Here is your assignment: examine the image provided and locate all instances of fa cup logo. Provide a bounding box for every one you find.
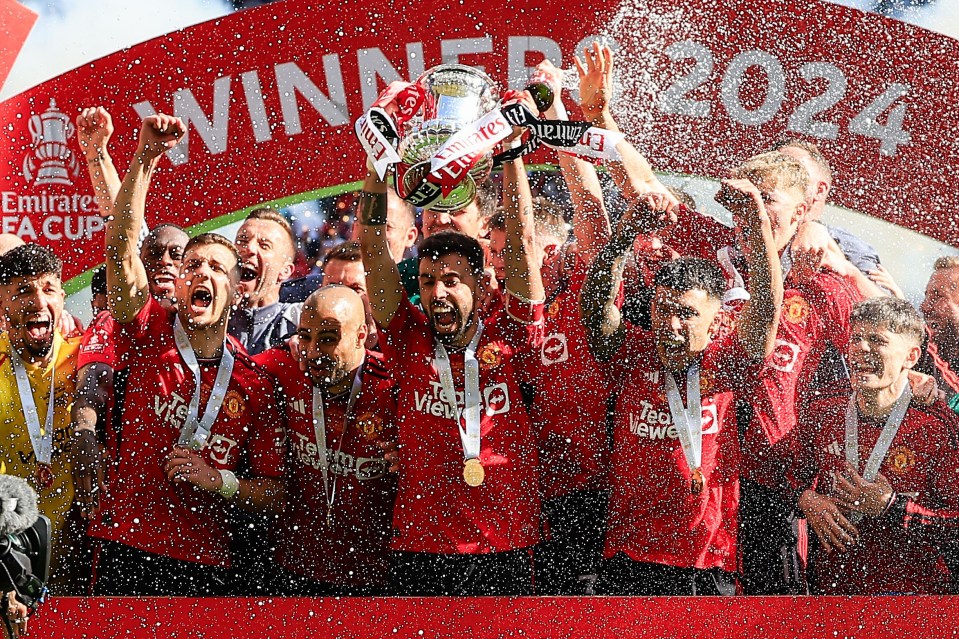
[23,99,79,187]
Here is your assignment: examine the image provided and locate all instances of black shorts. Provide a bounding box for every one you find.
[533,489,608,595]
[391,548,534,596]
[599,553,736,596]
[92,540,229,597]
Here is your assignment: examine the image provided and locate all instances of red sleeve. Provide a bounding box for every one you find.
[378,296,430,365]
[806,271,861,352]
[244,371,287,479]
[604,324,655,385]
[78,310,126,369]
[495,291,544,354]
[117,295,172,342]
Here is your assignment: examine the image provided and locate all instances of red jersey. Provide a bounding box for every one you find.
[604,330,762,573]
[521,258,612,500]
[87,297,286,567]
[801,388,959,595]
[253,346,398,586]
[78,310,124,370]
[740,270,859,487]
[379,295,543,554]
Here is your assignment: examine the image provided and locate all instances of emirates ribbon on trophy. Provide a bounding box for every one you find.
[354,81,427,179]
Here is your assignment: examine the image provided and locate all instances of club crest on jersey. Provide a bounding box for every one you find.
[355,412,384,440]
[541,333,569,365]
[783,294,811,324]
[478,343,503,370]
[886,446,916,474]
[223,390,245,419]
[700,371,715,396]
[547,299,562,318]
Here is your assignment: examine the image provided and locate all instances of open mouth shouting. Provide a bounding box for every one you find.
[150,270,177,299]
[430,302,460,334]
[189,286,215,317]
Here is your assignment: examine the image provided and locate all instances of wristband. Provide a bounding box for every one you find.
[218,469,240,500]
[87,155,104,165]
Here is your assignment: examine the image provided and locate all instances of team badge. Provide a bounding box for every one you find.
[699,371,715,396]
[223,390,245,419]
[355,412,385,440]
[478,344,503,370]
[547,299,562,318]
[886,446,916,474]
[783,295,810,324]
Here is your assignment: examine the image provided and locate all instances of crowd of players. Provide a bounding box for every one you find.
[3,45,959,617]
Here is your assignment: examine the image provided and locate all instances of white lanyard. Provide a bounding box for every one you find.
[312,366,364,526]
[10,339,59,466]
[844,385,912,482]
[843,384,911,523]
[664,364,703,478]
[173,317,235,450]
[433,321,484,462]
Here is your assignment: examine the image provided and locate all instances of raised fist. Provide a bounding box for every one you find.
[137,114,187,161]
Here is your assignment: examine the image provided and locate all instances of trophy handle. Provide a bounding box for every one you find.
[28,114,43,145]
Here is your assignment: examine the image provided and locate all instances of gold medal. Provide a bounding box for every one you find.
[690,468,704,495]
[463,458,485,487]
[35,463,55,490]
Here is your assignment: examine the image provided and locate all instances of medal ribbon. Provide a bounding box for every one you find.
[433,321,485,463]
[664,364,703,477]
[312,365,364,524]
[843,384,912,524]
[10,338,59,466]
[173,317,236,450]
[844,384,912,481]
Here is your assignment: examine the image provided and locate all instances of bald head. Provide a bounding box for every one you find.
[298,285,369,389]
[0,234,25,256]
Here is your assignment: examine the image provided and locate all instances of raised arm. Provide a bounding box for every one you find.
[500,155,545,304]
[70,362,113,519]
[715,179,783,360]
[534,59,610,264]
[107,114,185,323]
[357,168,404,326]
[581,193,677,361]
[575,42,672,202]
[77,107,121,220]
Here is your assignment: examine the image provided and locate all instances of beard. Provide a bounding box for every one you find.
[309,354,351,388]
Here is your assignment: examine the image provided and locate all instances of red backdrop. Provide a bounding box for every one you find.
[0,0,957,287]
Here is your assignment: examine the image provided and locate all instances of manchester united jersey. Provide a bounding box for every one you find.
[86,297,286,567]
[253,346,398,586]
[800,388,959,594]
[521,258,612,500]
[604,329,763,573]
[379,295,544,554]
[741,270,859,487]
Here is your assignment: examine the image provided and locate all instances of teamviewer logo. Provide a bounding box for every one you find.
[23,99,79,187]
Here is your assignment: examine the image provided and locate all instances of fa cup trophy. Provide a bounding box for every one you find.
[355,62,621,212]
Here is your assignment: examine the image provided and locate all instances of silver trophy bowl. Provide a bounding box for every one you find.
[397,64,499,212]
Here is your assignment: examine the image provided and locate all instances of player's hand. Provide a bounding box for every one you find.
[867,264,906,300]
[615,192,678,241]
[5,592,29,637]
[908,370,943,406]
[530,59,566,119]
[798,489,858,554]
[574,41,613,119]
[834,463,894,518]
[70,428,104,520]
[136,114,186,162]
[163,446,222,493]
[377,440,401,473]
[76,107,114,160]
[715,178,769,230]
[58,311,84,338]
